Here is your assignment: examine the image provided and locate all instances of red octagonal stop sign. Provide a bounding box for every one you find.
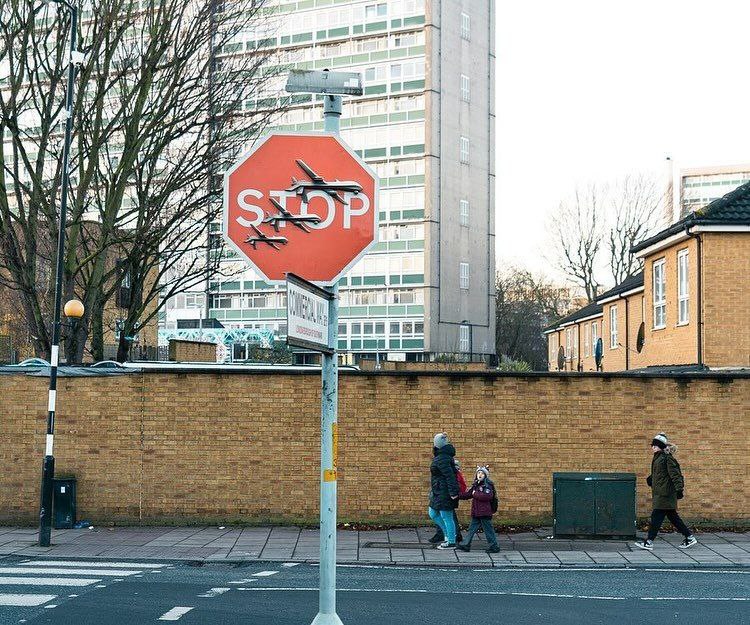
[223,132,378,284]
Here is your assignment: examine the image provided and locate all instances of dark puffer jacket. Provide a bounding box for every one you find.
[458,479,495,518]
[649,450,685,510]
[429,444,459,511]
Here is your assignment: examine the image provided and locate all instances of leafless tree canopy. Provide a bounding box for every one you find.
[495,266,571,370]
[549,175,662,302]
[0,0,283,361]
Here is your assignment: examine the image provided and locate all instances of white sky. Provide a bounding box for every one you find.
[495,0,750,280]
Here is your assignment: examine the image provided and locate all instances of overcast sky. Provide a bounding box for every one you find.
[495,0,750,282]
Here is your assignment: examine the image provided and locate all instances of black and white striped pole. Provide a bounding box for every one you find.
[38,0,82,548]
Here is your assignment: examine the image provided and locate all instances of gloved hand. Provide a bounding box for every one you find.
[646,475,652,487]
[676,490,684,499]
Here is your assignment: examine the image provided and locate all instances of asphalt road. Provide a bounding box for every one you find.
[0,557,747,625]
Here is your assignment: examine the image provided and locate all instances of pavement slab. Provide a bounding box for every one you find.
[0,525,746,568]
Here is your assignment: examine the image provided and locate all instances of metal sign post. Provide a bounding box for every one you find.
[312,92,343,625]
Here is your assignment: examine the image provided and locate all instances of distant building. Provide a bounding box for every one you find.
[546,181,750,371]
[676,164,750,220]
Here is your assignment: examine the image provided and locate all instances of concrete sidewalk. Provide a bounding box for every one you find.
[0,525,747,568]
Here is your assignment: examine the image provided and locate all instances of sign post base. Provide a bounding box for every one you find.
[311,612,345,625]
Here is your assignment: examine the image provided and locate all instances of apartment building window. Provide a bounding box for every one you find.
[459,262,470,290]
[653,258,666,329]
[460,12,470,40]
[677,249,689,325]
[584,323,591,357]
[609,306,618,349]
[460,74,470,102]
[459,199,469,226]
[460,136,470,164]
[459,325,470,352]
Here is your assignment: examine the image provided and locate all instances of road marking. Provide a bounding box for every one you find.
[228,579,257,585]
[0,567,139,577]
[0,577,101,587]
[43,604,58,609]
[237,588,750,601]
[473,567,750,574]
[158,606,194,621]
[282,563,301,567]
[95,585,106,588]
[68,594,79,598]
[251,571,279,577]
[197,588,230,598]
[0,594,57,606]
[21,561,164,569]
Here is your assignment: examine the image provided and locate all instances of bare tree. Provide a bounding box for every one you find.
[607,174,662,284]
[549,185,605,303]
[549,175,662,302]
[0,0,283,362]
[495,266,571,370]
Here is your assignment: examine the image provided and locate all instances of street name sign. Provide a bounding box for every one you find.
[223,132,378,285]
[286,273,334,353]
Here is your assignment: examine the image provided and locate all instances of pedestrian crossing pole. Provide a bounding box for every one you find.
[39,0,80,548]
[311,94,344,625]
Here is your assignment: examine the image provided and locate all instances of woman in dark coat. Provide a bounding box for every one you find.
[428,432,460,549]
[635,432,697,551]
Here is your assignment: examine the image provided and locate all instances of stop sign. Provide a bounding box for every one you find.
[223,132,378,284]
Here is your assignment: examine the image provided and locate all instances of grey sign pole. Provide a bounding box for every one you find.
[312,93,343,625]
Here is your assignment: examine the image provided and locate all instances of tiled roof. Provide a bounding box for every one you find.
[545,301,602,332]
[596,271,644,301]
[632,181,750,253]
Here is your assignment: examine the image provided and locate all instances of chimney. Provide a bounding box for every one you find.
[663,156,675,226]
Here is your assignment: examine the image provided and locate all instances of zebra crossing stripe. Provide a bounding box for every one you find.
[158,606,194,620]
[0,567,139,577]
[21,561,164,569]
[0,594,57,606]
[0,577,101,587]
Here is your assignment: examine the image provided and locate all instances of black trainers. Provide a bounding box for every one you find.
[678,536,697,549]
[437,541,456,550]
[486,545,500,554]
[634,539,654,551]
[455,543,470,552]
[428,531,444,544]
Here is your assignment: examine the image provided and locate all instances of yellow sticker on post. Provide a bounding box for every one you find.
[323,469,337,482]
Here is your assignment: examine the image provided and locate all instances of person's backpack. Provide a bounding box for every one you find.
[490,484,499,513]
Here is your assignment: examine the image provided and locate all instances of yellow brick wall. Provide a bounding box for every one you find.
[640,237,700,366]
[1,371,747,525]
[168,340,217,363]
[702,233,750,367]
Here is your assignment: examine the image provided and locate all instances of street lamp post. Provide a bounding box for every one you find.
[38,0,82,548]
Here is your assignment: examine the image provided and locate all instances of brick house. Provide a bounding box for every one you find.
[546,181,750,371]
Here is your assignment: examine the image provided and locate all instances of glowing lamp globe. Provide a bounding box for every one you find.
[63,299,85,319]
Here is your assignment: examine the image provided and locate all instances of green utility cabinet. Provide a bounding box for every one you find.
[553,472,636,538]
[52,477,77,530]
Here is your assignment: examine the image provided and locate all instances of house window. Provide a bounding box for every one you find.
[460,74,470,102]
[591,321,599,353]
[460,136,469,163]
[584,323,591,357]
[609,306,618,349]
[459,324,470,352]
[460,12,470,40]
[653,258,666,328]
[459,199,469,226]
[565,328,572,360]
[459,262,470,289]
[677,249,689,324]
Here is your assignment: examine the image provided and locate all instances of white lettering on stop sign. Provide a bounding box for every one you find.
[234,188,370,229]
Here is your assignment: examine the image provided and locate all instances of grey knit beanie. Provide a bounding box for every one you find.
[433,432,449,449]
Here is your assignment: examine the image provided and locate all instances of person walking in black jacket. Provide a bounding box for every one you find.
[428,432,460,549]
[635,432,697,551]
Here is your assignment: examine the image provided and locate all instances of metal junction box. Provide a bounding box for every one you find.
[553,472,636,538]
[53,477,77,530]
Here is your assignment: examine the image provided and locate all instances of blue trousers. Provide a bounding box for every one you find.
[462,516,498,548]
[428,507,456,543]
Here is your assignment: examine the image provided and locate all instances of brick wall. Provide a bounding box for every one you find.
[703,233,750,367]
[0,370,747,525]
[168,339,218,363]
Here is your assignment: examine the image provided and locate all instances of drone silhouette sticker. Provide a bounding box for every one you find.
[224,133,378,285]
